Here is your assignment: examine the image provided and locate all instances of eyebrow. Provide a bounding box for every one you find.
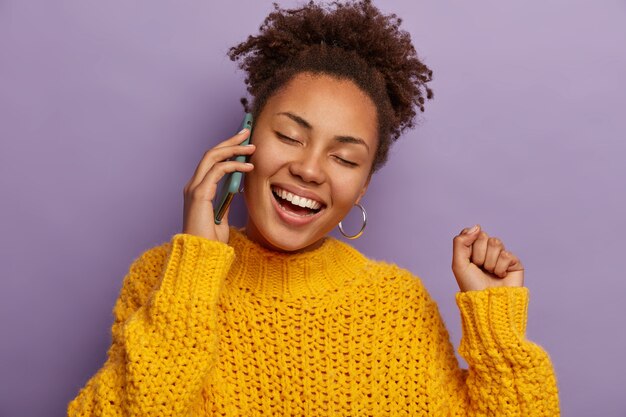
[276,111,370,152]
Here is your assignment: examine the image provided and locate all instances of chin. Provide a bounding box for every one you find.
[273,230,325,253]
[250,219,327,253]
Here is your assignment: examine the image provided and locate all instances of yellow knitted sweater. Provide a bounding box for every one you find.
[67,227,559,416]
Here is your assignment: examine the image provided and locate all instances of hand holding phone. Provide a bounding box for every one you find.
[214,113,253,224]
[181,113,254,243]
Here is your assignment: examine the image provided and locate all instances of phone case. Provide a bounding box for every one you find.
[214,113,253,224]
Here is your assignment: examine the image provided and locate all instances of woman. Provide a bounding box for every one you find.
[68,1,560,415]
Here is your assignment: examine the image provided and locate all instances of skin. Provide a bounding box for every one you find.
[182,72,525,292]
[243,73,377,253]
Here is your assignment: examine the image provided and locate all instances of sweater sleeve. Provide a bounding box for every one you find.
[453,287,560,416]
[415,283,560,416]
[67,233,235,417]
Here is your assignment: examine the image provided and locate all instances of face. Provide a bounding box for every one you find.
[243,72,379,253]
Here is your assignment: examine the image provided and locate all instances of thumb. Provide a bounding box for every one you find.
[452,224,481,271]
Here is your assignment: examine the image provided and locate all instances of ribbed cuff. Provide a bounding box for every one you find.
[149,234,235,321]
[455,287,529,365]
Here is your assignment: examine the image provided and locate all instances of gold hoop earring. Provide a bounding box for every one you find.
[338,203,367,240]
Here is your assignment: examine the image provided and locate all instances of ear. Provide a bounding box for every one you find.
[355,172,373,205]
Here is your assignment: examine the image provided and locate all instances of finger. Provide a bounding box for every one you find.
[493,250,516,277]
[458,224,480,236]
[187,144,255,191]
[483,237,504,272]
[196,160,255,200]
[197,142,255,175]
[452,224,481,274]
[470,231,489,267]
[506,256,524,272]
[214,128,251,149]
[185,127,252,190]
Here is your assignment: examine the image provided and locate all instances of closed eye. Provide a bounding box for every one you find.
[275,132,301,144]
[333,155,358,167]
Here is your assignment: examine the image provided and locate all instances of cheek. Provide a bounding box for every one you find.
[332,176,367,209]
[244,147,282,197]
[249,139,289,174]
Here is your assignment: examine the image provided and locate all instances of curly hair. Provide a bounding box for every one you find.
[228,0,433,172]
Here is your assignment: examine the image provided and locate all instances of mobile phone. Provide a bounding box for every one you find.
[213,113,253,224]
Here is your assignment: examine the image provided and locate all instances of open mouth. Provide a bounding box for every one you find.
[271,186,325,217]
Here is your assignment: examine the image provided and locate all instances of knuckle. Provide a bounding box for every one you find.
[488,237,501,246]
[207,161,224,175]
[190,187,210,199]
[216,161,232,173]
[204,149,221,161]
[453,235,464,244]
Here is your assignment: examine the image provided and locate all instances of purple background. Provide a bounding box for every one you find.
[1,1,625,416]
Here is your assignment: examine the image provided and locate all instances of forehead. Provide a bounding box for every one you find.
[263,73,378,143]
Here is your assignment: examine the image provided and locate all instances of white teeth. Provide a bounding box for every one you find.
[272,186,322,210]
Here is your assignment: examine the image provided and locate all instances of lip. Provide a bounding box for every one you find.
[269,184,326,227]
[270,182,327,207]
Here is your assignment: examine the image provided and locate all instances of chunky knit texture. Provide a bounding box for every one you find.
[67,228,559,416]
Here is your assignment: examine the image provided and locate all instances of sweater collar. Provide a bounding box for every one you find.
[225,227,368,300]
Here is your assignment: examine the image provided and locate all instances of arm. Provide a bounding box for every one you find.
[414,281,560,416]
[453,287,560,416]
[434,224,560,414]
[67,233,234,417]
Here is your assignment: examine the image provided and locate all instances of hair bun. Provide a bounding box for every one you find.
[229,0,433,171]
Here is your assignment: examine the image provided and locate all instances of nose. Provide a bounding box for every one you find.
[288,151,327,185]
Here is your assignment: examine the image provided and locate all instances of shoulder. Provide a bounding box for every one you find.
[127,240,171,277]
[114,240,172,314]
[337,250,443,329]
[368,259,428,292]
[340,244,433,307]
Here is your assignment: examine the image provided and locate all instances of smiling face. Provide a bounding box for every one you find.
[243,72,379,253]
